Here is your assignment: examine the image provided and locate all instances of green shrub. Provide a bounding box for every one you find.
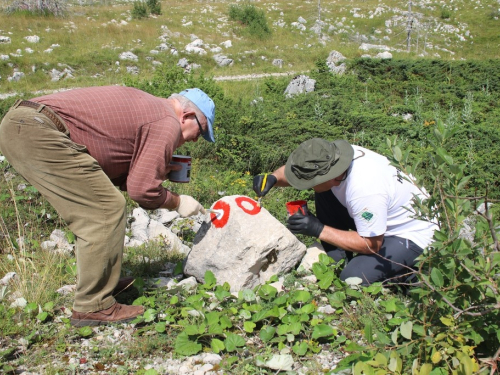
[440,7,452,19]
[131,1,148,19]
[146,0,161,16]
[228,3,271,39]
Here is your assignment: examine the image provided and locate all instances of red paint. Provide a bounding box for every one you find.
[235,196,261,215]
[210,200,230,228]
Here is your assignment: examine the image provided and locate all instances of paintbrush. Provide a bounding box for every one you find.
[257,173,268,207]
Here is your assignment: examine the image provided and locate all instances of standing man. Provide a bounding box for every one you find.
[253,138,437,286]
[0,86,215,326]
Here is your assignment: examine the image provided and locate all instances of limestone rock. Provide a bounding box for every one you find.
[184,195,306,291]
[284,75,316,97]
[299,241,326,270]
[326,50,347,75]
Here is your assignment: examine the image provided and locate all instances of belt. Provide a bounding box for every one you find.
[13,99,69,135]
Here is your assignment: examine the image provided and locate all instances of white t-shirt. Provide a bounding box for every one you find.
[331,146,438,250]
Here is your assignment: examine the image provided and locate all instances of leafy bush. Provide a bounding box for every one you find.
[440,7,452,19]
[131,1,148,19]
[146,0,161,16]
[228,3,272,39]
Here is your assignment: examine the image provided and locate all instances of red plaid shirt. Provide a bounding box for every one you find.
[32,86,181,209]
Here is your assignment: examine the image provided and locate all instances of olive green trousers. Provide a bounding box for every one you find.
[0,105,125,312]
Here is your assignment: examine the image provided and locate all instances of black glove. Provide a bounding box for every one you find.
[287,212,325,238]
[253,174,277,197]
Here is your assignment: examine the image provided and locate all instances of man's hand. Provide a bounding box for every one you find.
[253,174,277,197]
[175,195,206,217]
[287,212,324,238]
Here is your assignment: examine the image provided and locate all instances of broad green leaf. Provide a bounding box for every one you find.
[144,370,158,375]
[143,309,156,322]
[224,333,246,352]
[374,353,387,366]
[312,262,328,277]
[431,351,442,364]
[205,311,220,325]
[291,290,311,303]
[430,268,444,287]
[290,322,302,335]
[292,341,309,356]
[252,309,268,322]
[170,295,179,304]
[175,332,202,356]
[239,309,251,320]
[203,270,216,288]
[297,303,315,314]
[259,326,276,342]
[244,321,256,333]
[312,324,335,339]
[208,324,223,335]
[389,351,402,373]
[393,146,402,161]
[36,311,49,322]
[65,231,76,244]
[220,315,232,329]
[456,351,473,374]
[318,272,334,289]
[184,325,200,335]
[400,321,413,340]
[420,363,433,375]
[264,354,294,371]
[239,289,256,302]
[258,284,277,299]
[319,252,333,265]
[391,327,399,345]
[277,324,291,336]
[211,338,225,354]
[78,326,93,337]
[214,287,231,301]
[439,316,453,327]
[155,322,166,333]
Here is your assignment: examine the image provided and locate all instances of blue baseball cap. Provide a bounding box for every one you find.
[179,88,216,143]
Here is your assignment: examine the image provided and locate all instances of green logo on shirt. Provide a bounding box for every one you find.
[361,211,374,222]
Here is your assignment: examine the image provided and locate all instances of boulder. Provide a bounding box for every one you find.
[184,195,306,291]
[326,50,347,75]
[284,75,316,97]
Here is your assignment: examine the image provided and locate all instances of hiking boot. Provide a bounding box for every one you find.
[71,303,144,327]
[113,276,136,295]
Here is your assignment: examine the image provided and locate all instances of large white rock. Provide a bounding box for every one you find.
[184,195,306,291]
[326,50,347,75]
[284,75,316,97]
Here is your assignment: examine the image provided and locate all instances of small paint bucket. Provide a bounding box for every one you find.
[168,155,191,183]
[286,200,308,216]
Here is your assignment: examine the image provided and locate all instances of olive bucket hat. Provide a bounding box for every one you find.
[284,138,354,190]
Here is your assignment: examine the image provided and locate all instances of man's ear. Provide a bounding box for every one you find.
[181,110,196,123]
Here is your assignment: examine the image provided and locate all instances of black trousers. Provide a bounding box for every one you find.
[315,190,423,286]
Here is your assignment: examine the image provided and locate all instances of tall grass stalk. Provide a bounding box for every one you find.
[1,183,70,306]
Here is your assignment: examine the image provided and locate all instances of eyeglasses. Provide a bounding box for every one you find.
[194,115,206,137]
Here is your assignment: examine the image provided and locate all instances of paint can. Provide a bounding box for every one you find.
[168,155,191,183]
[285,200,308,217]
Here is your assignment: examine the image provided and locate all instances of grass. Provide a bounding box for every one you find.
[1,0,499,96]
